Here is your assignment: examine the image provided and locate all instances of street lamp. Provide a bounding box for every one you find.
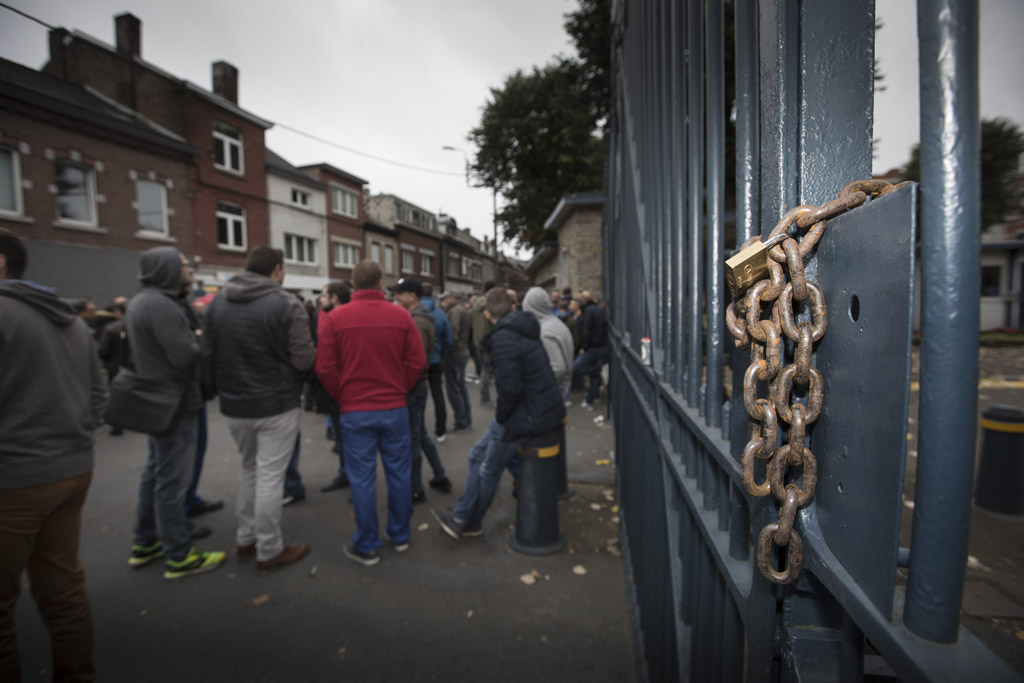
[442,145,498,255]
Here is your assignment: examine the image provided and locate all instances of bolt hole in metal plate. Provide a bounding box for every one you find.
[813,183,917,615]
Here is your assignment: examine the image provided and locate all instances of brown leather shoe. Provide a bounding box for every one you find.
[256,543,311,573]
[236,543,256,562]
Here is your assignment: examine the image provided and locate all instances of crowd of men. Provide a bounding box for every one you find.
[0,229,609,680]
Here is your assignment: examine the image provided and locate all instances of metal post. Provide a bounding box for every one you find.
[705,0,725,427]
[905,0,980,644]
[686,0,704,408]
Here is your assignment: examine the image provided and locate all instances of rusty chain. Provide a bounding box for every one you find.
[728,179,910,585]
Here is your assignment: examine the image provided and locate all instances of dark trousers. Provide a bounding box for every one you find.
[183,403,208,514]
[408,387,447,492]
[443,355,472,430]
[427,363,447,437]
[0,472,95,682]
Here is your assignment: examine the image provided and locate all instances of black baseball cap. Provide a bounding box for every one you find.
[387,276,423,298]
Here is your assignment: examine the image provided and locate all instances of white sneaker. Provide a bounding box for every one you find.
[581,401,595,410]
[564,400,573,408]
[436,434,447,444]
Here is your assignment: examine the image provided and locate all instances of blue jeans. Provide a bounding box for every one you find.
[184,403,208,513]
[340,407,412,553]
[444,354,472,429]
[408,388,446,492]
[134,411,199,562]
[453,419,525,528]
[284,431,306,498]
[573,346,610,404]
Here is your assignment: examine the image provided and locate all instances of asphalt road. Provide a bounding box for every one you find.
[14,382,635,683]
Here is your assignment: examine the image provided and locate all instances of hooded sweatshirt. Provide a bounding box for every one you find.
[0,280,107,488]
[409,303,436,392]
[125,247,202,418]
[203,270,315,418]
[522,286,575,394]
[420,296,452,365]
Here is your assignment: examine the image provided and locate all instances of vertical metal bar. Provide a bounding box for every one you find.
[705,0,725,428]
[717,468,730,531]
[735,0,759,248]
[722,593,744,682]
[759,0,799,223]
[905,0,980,644]
[671,0,688,393]
[686,0,704,407]
[661,0,673,382]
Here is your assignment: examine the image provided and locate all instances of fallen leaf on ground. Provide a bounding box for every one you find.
[903,500,915,509]
[611,505,619,513]
[611,516,620,524]
[466,610,474,618]
[252,594,270,606]
[590,503,602,511]
[967,555,990,571]
[1016,629,1024,641]
[337,647,347,655]
[139,609,149,617]
[595,459,611,466]
[540,635,549,643]
[573,565,588,575]
[417,523,429,531]
[520,573,537,585]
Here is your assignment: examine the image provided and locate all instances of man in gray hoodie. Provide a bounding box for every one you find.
[126,247,226,580]
[522,286,575,399]
[0,229,106,681]
[203,246,315,573]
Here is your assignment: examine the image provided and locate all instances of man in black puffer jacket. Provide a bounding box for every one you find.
[431,287,566,539]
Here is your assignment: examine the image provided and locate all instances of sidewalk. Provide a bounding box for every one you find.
[14,381,635,682]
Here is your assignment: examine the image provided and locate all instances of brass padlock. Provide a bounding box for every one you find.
[724,234,787,299]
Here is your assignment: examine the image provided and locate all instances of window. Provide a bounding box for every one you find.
[291,188,310,208]
[136,180,168,234]
[216,202,246,250]
[55,161,96,224]
[284,233,317,265]
[401,248,415,273]
[333,242,359,268]
[981,266,1002,297]
[0,147,22,215]
[384,245,395,274]
[213,122,243,173]
[420,252,433,276]
[332,185,359,218]
[448,253,460,276]
[371,241,381,263]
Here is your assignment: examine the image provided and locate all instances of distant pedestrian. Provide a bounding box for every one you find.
[125,247,226,580]
[316,260,426,566]
[442,290,473,431]
[390,277,452,504]
[313,280,352,493]
[471,281,496,408]
[573,291,610,410]
[549,288,562,315]
[523,286,575,399]
[203,246,315,573]
[431,287,566,539]
[0,229,107,681]
[420,283,452,442]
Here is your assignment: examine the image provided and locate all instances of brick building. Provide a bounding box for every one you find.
[437,214,486,296]
[0,57,197,303]
[366,193,443,290]
[41,13,273,287]
[527,193,605,299]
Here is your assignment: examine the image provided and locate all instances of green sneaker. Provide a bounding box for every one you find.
[163,546,226,580]
[128,541,164,568]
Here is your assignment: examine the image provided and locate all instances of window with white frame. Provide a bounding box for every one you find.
[384,245,395,274]
[55,160,96,224]
[333,242,359,268]
[332,185,359,218]
[284,233,317,265]
[213,122,243,173]
[136,180,168,234]
[291,188,310,208]
[401,247,415,273]
[0,146,22,215]
[216,202,246,250]
[371,241,381,264]
[419,252,433,277]
[447,253,460,276]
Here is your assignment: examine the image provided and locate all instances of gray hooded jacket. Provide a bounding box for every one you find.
[125,247,202,418]
[522,286,575,395]
[203,270,314,418]
[0,280,107,488]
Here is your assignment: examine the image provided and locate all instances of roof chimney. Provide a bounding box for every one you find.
[212,61,238,104]
[115,13,141,58]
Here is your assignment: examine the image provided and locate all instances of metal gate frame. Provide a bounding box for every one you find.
[606,0,1021,680]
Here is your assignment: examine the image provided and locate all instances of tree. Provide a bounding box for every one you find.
[469,0,610,249]
[900,117,1024,229]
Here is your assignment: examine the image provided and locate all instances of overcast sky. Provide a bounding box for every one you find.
[1,1,1022,254]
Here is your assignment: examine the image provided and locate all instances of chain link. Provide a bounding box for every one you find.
[729,179,908,585]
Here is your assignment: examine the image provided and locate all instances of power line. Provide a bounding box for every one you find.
[0,1,55,30]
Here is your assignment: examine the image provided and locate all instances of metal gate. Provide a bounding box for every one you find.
[606,0,1021,680]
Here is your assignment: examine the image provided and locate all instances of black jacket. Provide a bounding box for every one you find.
[580,300,609,350]
[482,310,566,443]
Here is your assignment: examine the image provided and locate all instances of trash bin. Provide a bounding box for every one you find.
[974,405,1024,516]
[509,429,565,555]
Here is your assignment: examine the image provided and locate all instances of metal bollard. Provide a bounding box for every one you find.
[557,415,574,500]
[974,405,1024,516]
[508,429,566,555]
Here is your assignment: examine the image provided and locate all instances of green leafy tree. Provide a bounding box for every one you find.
[900,117,1024,229]
[469,0,610,249]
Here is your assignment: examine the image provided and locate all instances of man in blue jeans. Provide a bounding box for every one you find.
[431,287,566,538]
[316,261,426,566]
[572,291,610,409]
[441,290,472,431]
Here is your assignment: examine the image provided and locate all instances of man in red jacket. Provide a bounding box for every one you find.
[315,260,426,566]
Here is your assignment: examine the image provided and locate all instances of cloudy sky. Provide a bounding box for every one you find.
[1,1,1022,252]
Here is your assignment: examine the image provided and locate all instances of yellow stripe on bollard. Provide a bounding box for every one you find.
[536,445,560,458]
[979,419,1024,434]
